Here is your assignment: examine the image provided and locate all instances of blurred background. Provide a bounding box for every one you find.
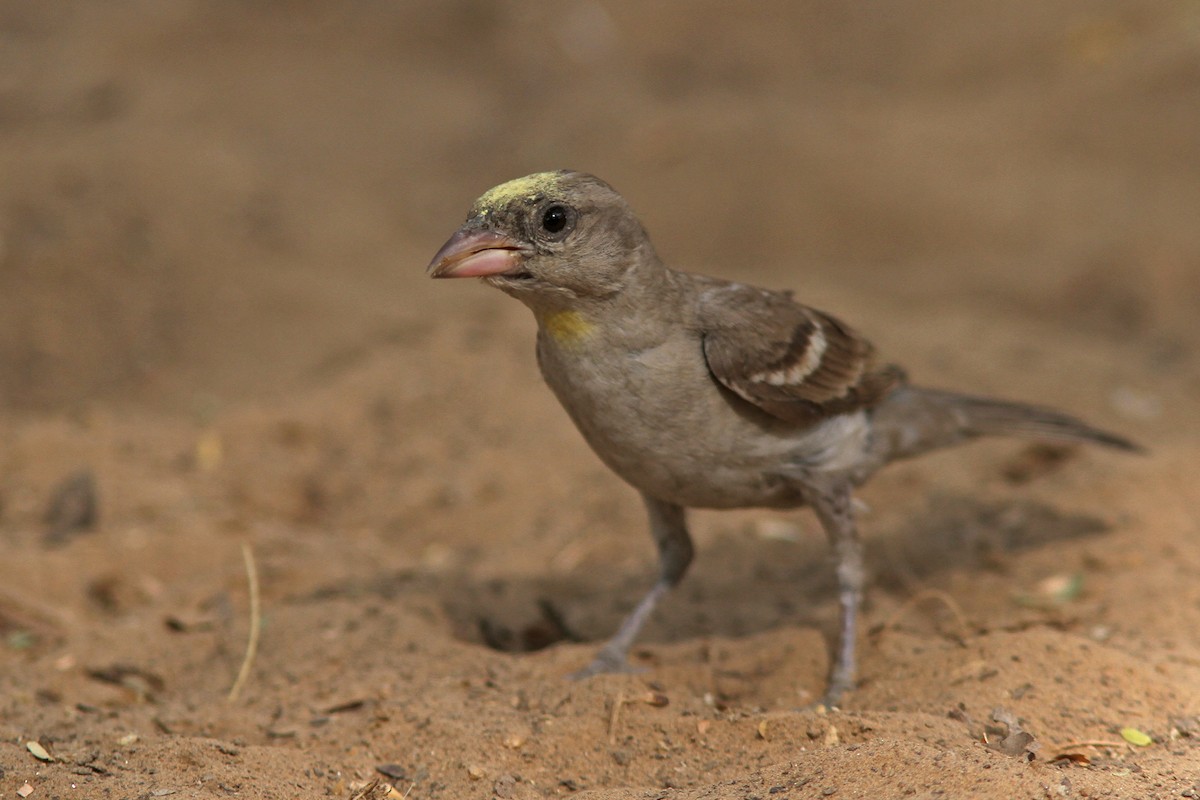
[3,5,1200,796]
[2,0,1197,414]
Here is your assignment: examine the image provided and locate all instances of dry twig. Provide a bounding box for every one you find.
[1052,739,1128,753]
[608,691,626,745]
[227,542,261,702]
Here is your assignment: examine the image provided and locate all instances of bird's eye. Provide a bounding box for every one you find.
[541,204,570,234]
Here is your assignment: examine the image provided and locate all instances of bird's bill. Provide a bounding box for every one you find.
[427,228,531,279]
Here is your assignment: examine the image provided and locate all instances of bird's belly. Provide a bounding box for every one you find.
[573,412,800,508]
[538,337,865,509]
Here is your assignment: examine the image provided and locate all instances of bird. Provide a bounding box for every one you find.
[426,170,1139,705]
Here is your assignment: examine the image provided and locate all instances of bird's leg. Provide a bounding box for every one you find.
[571,494,693,679]
[804,481,864,707]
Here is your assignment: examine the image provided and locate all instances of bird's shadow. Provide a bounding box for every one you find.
[295,492,1109,659]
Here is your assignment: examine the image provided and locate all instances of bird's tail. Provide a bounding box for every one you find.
[869,386,1142,465]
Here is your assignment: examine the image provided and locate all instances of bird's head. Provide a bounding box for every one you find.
[427,171,654,303]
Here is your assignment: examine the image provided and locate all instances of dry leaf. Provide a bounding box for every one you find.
[26,740,53,762]
[1120,727,1152,747]
[986,708,1040,760]
[1051,751,1092,765]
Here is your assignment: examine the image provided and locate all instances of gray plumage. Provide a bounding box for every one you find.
[428,170,1138,704]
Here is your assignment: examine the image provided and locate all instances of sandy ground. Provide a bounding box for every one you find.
[3,2,1200,798]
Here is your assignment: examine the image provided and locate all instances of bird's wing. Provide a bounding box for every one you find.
[697,281,905,425]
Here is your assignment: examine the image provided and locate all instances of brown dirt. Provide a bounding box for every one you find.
[3,2,1200,798]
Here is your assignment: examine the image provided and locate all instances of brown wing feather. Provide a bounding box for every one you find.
[698,282,905,425]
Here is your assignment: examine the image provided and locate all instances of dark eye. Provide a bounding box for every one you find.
[541,204,570,234]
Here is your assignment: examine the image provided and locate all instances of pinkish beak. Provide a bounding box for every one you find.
[427,228,532,279]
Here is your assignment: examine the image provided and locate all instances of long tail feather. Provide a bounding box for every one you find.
[871,386,1143,464]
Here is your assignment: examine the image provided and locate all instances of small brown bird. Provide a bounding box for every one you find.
[427,170,1138,704]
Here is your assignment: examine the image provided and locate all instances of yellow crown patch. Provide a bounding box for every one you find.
[474,172,563,214]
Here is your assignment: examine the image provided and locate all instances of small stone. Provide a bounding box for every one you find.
[375,764,406,781]
[1109,387,1161,420]
[754,517,802,542]
[493,774,518,799]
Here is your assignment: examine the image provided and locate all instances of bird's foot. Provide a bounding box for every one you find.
[814,691,845,712]
[817,668,854,710]
[568,645,646,680]
[794,683,851,713]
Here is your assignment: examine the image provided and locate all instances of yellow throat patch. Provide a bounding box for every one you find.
[541,310,595,347]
